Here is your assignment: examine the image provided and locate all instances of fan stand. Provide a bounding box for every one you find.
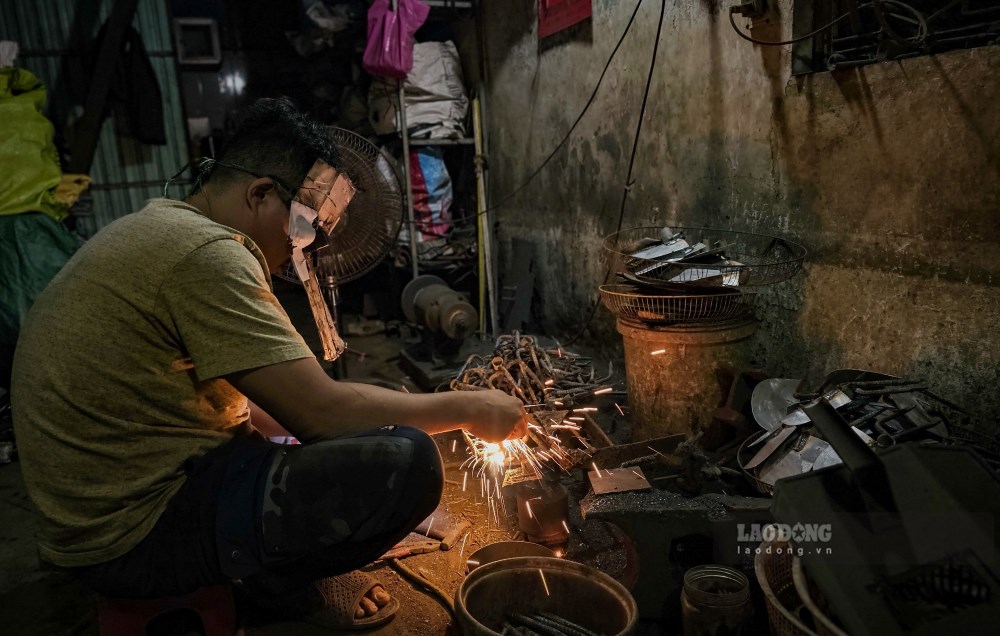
[321,276,348,379]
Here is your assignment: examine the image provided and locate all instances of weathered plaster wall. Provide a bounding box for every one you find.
[481,0,1000,425]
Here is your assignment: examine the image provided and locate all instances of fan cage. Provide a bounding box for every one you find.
[599,284,757,324]
[603,226,806,289]
[277,127,404,286]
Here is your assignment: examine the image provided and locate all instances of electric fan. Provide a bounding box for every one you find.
[312,127,404,286]
[279,127,404,361]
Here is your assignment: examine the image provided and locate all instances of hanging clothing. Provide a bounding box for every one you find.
[92,22,167,145]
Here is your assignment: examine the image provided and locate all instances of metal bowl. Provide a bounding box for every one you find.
[465,541,554,572]
[456,556,638,636]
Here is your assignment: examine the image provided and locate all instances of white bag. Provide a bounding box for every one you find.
[369,40,469,139]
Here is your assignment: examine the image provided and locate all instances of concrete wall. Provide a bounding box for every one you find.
[481,0,1000,426]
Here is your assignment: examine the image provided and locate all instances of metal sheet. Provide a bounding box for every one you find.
[751,378,801,432]
[588,467,651,495]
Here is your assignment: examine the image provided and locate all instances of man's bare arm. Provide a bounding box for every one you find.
[227,357,527,444]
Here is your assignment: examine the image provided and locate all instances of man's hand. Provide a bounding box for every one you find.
[459,389,529,443]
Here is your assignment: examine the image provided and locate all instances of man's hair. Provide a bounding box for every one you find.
[201,97,338,196]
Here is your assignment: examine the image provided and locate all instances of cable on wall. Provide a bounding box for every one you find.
[563,0,667,346]
[727,3,863,46]
[480,0,646,215]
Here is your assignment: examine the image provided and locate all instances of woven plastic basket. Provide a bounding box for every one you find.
[792,558,849,636]
[753,540,817,636]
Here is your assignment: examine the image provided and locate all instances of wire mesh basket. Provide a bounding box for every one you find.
[600,284,756,324]
[603,226,806,289]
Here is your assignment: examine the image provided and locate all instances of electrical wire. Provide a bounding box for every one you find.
[563,0,667,346]
[387,558,457,620]
[481,0,646,215]
[727,4,863,46]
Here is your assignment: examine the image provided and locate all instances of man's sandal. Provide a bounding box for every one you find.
[304,571,399,631]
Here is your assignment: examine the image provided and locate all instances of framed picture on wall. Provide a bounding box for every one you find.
[173,17,222,66]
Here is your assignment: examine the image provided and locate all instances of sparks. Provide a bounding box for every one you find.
[544,379,555,387]
[526,501,534,518]
[615,402,625,416]
[459,533,469,560]
[400,384,411,392]
[647,445,671,460]
[462,430,569,528]
[553,400,564,406]
[562,519,570,533]
[568,416,585,422]
[451,439,457,453]
[573,407,597,413]
[539,569,551,596]
[554,549,564,558]
[594,387,613,395]
[462,471,468,491]
[426,517,434,538]
[651,349,666,356]
[592,462,602,478]
[467,559,480,566]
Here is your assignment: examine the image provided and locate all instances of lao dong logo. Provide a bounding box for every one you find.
[738,522,832,544]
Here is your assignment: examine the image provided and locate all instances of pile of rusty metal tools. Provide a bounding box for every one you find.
[450,333,616,468]
[451,333,613,408]
[739,369,1000,495]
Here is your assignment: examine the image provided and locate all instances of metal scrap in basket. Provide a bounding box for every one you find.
[600,225,806,325]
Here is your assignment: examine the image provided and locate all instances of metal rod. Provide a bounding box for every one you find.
[398,78,420,279]
[473,95,498,336]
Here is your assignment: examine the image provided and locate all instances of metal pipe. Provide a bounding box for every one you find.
[398,78,420,279]
[473,95,498,336]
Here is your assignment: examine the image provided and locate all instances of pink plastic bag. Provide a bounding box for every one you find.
[362,0,430,80]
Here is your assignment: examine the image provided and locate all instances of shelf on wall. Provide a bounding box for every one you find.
[409,138,475,146]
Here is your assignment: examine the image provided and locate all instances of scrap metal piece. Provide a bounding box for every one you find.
[780,408,811,427]
[751,378,801,432]
[503,465,543,488]
[757,434,831,487]
[440,520,470,551]
[745,425,797,470]
[380,538,441,560]
[588,467,651,495]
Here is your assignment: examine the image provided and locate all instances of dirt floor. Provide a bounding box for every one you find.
[0,315,663,634]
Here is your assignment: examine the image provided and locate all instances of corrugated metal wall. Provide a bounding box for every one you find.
[0,0,189,236]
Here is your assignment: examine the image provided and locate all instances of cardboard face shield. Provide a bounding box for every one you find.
[298,158,357,237]
[287,159,357,254]
[288,159,357,362]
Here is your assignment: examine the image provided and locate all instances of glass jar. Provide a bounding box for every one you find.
[681,564,753,636]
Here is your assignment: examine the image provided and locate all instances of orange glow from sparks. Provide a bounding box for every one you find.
[554,549,564,558]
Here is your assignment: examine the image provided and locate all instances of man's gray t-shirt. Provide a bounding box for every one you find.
[12,198,313,567]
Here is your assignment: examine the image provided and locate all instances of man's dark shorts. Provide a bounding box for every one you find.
[74,426,443,599]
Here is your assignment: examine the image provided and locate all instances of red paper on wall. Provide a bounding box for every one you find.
[538,0,592,39]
